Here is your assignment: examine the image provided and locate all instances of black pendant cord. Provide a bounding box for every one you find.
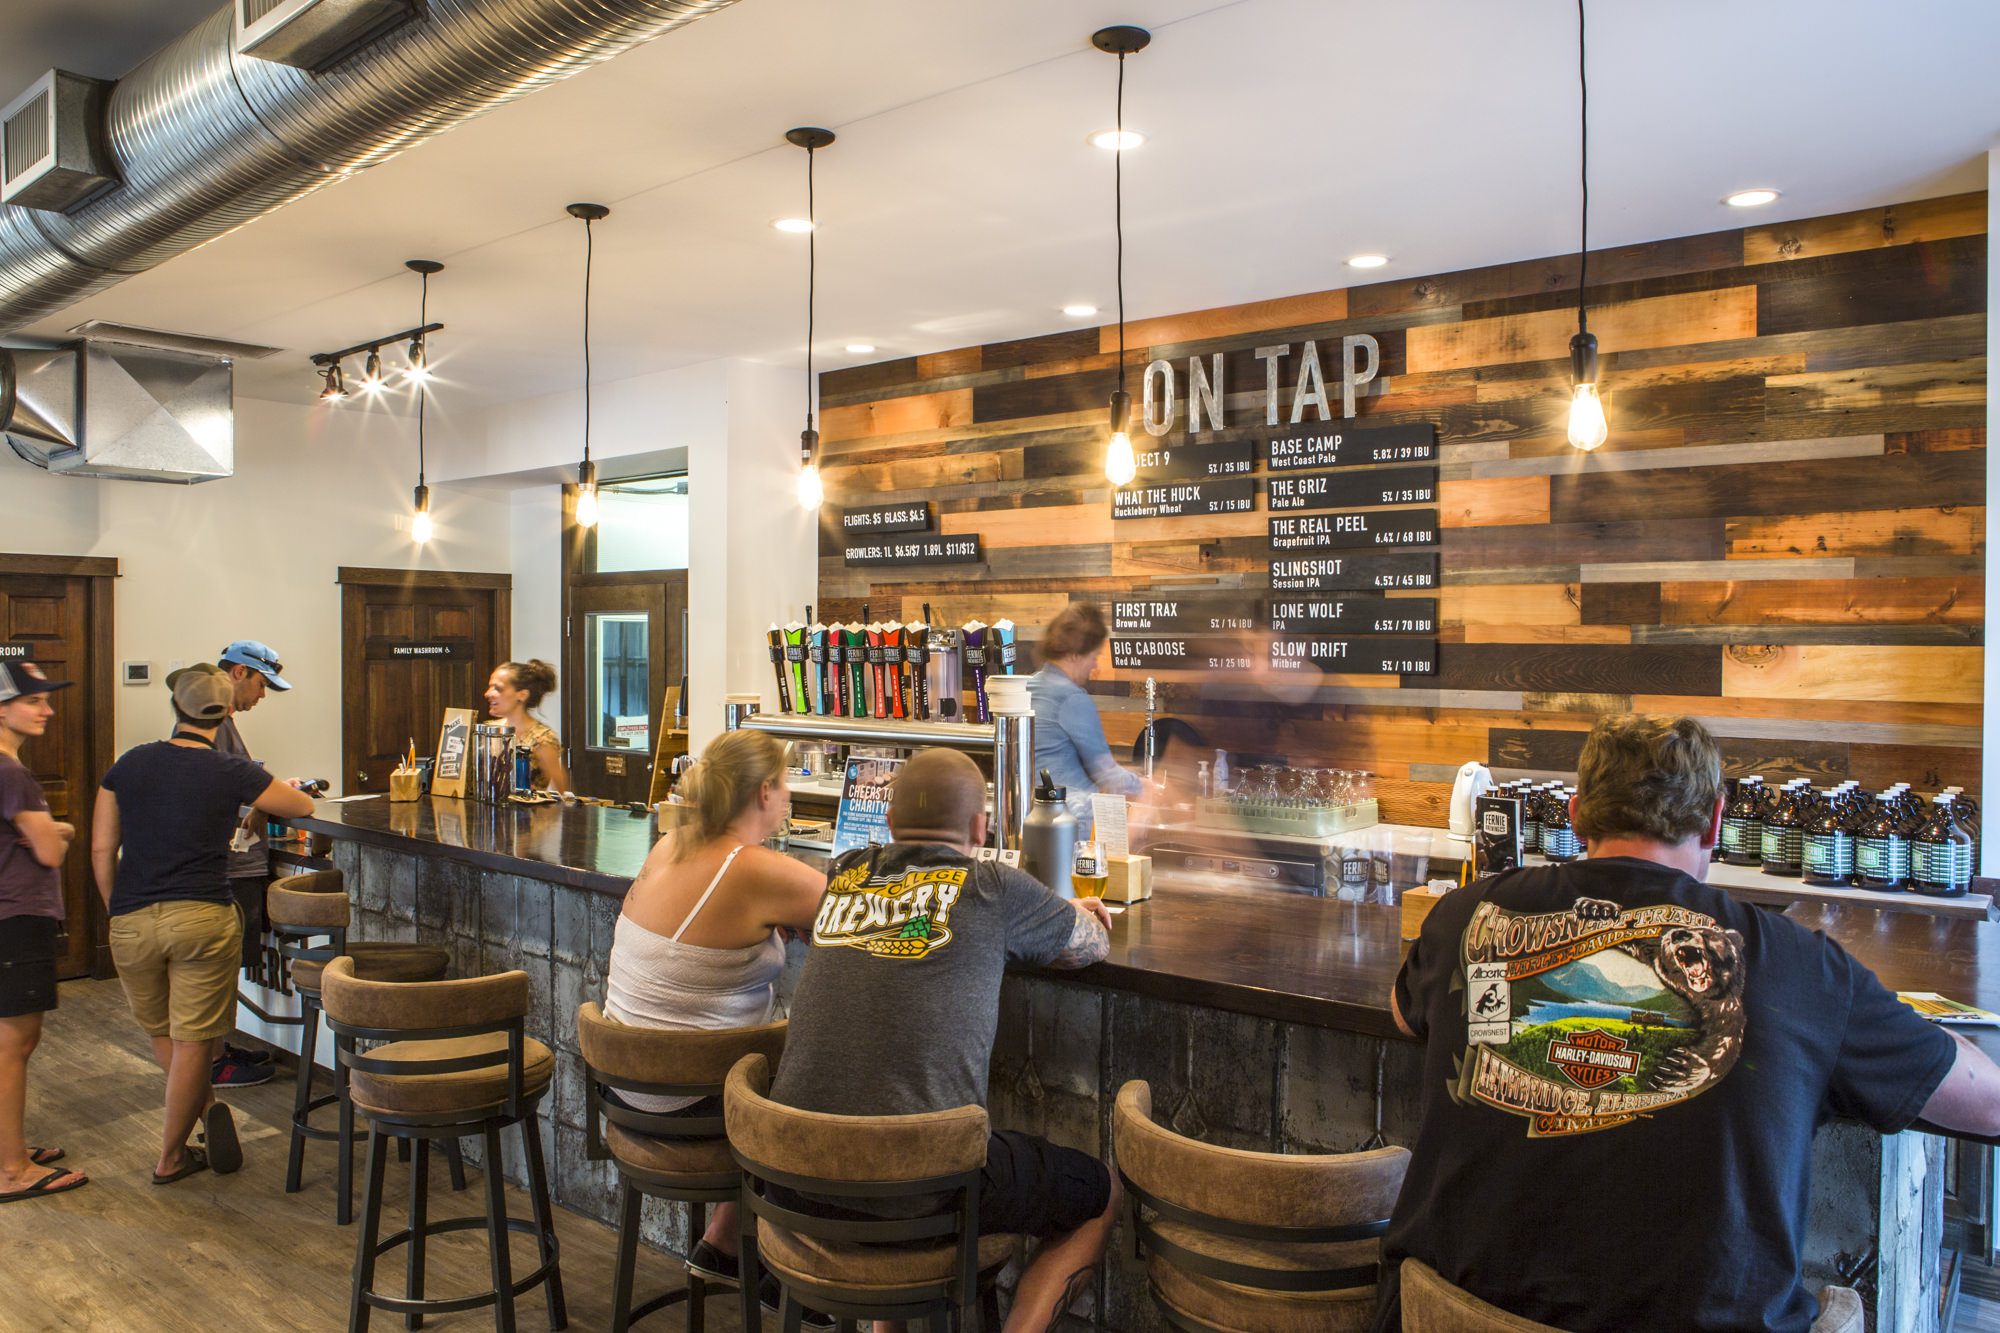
[582,215,595,470]
[1115,50,1127,399]
[806,144,817,442]
[417,268,428,487]
[1576,0,1588,337]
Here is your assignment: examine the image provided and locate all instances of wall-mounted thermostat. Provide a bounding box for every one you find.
[123,662,152,686]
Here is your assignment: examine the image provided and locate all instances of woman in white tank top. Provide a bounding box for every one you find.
[602,730,828,1289]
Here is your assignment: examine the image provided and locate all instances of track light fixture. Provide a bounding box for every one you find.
[786,126,836,511]
[318,362,346,401]
[1566,0,1608,453]
[1092,25,1150,489]
[360,348,384,394]
[404,336,430,384]
[567,202,609,529]
[308,261,443,407]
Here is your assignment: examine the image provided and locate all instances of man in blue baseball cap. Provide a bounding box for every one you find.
[212,639,293,1088]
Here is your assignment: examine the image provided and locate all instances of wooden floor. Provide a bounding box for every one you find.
[10,978,725,1333]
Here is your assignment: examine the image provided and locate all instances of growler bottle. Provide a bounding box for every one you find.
[1720,777,1763,866]
[1801,789,1855,888]
[1542,787,1582,862]
[1520,782,1544,854]
[1759,782,1805,877]
[1855,793,1909,891]
[1911,796,1962,897]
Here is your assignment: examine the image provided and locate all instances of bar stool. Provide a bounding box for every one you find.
[1400,1259,1865,1333]
[576,1002,787,1332]
[1113,1079,1407,1332]
[267,870,456,1224]
[320,956,566,1333]
[725,1053,1017,1332]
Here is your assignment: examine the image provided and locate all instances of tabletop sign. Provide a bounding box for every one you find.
[1268,596,1438,634]
[1270,508,1438,551]
[1269,552,1440,591]
[1112,595,1262,634]
[843,534,982,566]
[430,706,475,799]
[1266,464,1439,513]
[841,502,933,533]
[1111,638,1257,671]
[831,755,904,855]
[1112,476,1258,520]
[1133,439,1257,481]
[1269,635,1438,676]
[1266,421,1438,472]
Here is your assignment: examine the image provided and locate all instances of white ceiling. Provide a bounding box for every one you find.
[8,0,2000,412]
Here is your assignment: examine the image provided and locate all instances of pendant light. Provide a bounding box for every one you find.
[405,260,443,543]
[1092,25,1150,488]
[1565,0,1608,452]
[786,127,835,510]
[568,202,609,527]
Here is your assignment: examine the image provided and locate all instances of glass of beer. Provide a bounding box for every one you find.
[1071,840,1109,898]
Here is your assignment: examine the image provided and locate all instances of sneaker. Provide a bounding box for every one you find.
[210,1058,275,1088]
[221,1043,273,1066]
[759,1275,834,1330]
[685,1240,740,1287]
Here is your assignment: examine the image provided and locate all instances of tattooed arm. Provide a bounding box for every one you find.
[1049,898,1112,969]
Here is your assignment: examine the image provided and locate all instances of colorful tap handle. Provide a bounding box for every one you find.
[883,623,907,719]
[767,625,794,714]
[807,623,832,715]
[905,622,931,720]
[865,623,889,719]
[841,623,868,717]
[962,620,990,724]
[782,623,810,715]
[991,618,1018,677]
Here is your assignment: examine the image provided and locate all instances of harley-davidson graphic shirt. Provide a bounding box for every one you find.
[1374,857,1955,1333]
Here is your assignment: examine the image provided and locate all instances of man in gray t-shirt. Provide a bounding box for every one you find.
[213,638,293,1088]
[770,748,1118,1330]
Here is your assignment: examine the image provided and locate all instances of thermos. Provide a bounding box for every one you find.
[1021,769,1080,895]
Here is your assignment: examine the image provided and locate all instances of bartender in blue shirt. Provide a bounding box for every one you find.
[1028,604,1146,817]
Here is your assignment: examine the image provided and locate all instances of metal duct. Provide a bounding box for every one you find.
[0,0,737,331]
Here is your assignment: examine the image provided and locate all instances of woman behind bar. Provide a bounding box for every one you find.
[1029,603,1146,817]
[484,659,571,794]
[605,729,827,1291]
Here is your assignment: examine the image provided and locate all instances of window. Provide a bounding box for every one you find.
[591,474,689,573]
[586,612,650,752]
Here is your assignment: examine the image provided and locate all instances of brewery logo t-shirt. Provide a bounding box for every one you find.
[0,754,61,921]
[771,840,1080,1118]
[1374,857,1956,1333]
[102,741,273,917]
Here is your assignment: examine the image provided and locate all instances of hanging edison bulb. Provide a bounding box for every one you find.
[574,459,600,528]
[1566,331,1608,452]
[1103,388,1136,486]
[796,428,824,509]
[411,484,434,544]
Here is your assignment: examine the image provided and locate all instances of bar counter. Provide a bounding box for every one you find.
[292,796,1955,1331]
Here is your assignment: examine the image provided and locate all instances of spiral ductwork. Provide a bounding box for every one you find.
[0,0,736,331]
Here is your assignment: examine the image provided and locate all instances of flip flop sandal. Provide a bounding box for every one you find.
[153,1146,210,1186]
[28,1147,64,1166]
[0,1167,87,1203]
[202,1103,243,1175]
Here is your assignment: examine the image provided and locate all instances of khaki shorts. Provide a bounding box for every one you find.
[109,900,242,1042]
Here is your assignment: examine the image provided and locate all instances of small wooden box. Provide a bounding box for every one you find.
[1106,853,1152,904]
[1400,884,1450,941]
[388,770,421,803]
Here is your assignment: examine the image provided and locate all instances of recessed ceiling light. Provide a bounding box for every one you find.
[1088,129,1145,152]
[1724,188,1781,208]
[1062,304,1099,318]
[845,343,876,355]
[1346,254,1389,269]
[772,217,816,233]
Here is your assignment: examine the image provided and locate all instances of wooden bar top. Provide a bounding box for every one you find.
[295,795,658,895]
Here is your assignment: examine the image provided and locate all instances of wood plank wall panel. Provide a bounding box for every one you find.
[816,194,1987,824]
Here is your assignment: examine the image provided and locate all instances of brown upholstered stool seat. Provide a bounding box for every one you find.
[1400,1259,1863,1333]
[757,1225,1020,1295]
[602,1120,736,1180]
[346,1031,554,1117]
[291,941,450,992]
[1152,1231,1377,1332]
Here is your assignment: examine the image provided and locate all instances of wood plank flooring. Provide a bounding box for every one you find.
[8,978,723,1333]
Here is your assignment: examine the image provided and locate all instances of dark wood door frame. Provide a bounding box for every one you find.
[0,552,118,977]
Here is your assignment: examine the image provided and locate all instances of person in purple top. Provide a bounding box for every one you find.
[0,660,87,1203]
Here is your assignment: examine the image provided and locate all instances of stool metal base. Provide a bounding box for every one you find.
[609,1181,740,1333]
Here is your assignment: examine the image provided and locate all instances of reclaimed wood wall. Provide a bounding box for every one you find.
[816,193,1987,826]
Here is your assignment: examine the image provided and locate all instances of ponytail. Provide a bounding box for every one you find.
[668,730,786,860]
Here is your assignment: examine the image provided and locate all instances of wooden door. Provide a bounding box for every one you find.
[564,577,684,804]
[339,569,509,795]
[0,557,116,979]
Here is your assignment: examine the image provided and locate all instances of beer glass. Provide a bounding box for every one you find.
[1071,840,1109,899]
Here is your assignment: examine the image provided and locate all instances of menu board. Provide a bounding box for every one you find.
[841,502,933,533]
[1266,421,1437,471]
[1269,636,1438,675]
[1270,508,1438,551]
[1268,552,1440,591]
[1266,464,1439,512]
[1267,596,1438,634]
[1113,477,1258,519]
[843,534,982,566]
[1133,439,1256,481]
[1111,638,1257,671]
[1112,595,1261,634]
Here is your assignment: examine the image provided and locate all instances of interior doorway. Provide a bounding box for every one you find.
[0,554,117,979]
[338,567,509,795]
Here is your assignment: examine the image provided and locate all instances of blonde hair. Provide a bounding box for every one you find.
[1573,714,1724,846]
[670,730,786,860]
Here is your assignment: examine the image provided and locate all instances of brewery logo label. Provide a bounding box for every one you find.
[813,856,963,960]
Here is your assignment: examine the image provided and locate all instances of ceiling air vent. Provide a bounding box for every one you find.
[0,71,116,213]
[234,0,419,74]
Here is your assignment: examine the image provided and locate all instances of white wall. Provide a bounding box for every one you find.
[5,397,512,781]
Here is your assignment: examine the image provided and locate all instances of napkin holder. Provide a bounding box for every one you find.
[388,768,422,803]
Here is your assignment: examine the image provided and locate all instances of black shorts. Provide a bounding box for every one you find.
[0,915,60,1018]
[231,876,270,970]
[774,1130,1110,1242]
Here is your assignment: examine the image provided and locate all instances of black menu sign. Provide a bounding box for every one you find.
[1111,638,1256,672]
[1267,597,1438,634]
[843,534,982,566]
[1112,477,1258,519]
[841,502,933,533]
[1268,636,1438,676]
[1112,595,1261,634]
[1266,465,1439,513]
[1133,439,1256,481]
[1268,553,1440,591]
[1265,421,1437,471]
[1269,509,1437,551]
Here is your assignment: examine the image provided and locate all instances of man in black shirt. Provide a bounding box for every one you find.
[91,665,315,1184]
[1376,715,2000,1332]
